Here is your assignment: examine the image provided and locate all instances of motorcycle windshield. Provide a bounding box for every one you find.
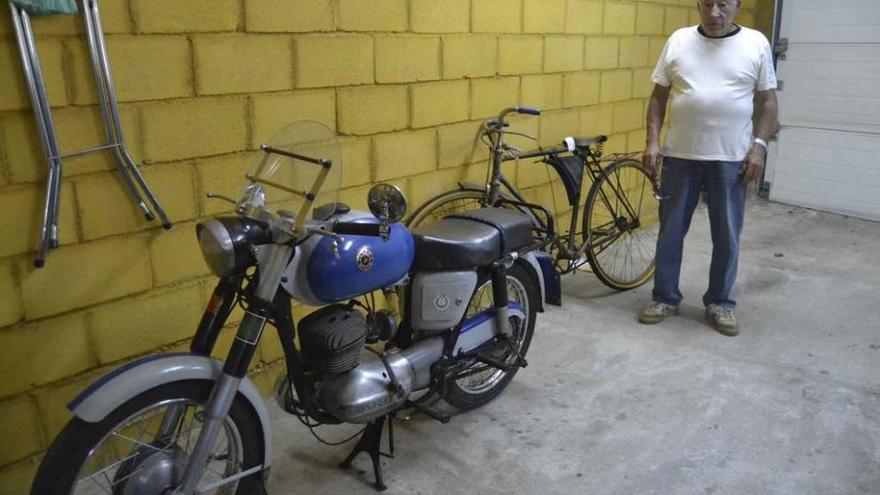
[241,120,343,225]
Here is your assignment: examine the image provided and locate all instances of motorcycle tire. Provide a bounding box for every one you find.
[443,262,539,411]
[31,380,266,495]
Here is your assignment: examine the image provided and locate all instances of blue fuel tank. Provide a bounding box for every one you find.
[304,216,414,304]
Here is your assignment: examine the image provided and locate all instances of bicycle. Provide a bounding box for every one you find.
[406,106,663,291]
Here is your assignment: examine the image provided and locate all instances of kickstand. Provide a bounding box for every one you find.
[338,414,395,491]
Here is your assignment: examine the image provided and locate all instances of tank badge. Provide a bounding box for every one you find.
[356,246,374,272]
[434,294,450,311]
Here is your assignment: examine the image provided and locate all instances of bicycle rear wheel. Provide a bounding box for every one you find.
[582,158,659,290]
[405,189,487,228]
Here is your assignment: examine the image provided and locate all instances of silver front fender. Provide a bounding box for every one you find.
[68,353,272,468]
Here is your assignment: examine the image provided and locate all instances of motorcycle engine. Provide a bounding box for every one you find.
[299,304,367,374]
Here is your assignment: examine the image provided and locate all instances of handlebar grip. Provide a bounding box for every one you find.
[332,221,381,236]
[516,106,541,116]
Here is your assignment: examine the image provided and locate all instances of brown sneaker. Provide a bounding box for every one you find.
[706,304,738,336]
[639,301,678,324]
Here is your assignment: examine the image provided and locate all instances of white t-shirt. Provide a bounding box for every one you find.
[651,25,777,161]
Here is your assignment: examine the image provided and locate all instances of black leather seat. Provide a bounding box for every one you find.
[411,207,534,271]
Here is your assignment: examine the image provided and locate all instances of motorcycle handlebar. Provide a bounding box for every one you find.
[332,221,382,237]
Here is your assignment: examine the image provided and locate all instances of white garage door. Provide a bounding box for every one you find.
[765,0,880,221]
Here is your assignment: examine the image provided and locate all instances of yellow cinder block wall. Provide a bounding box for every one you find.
[0,0,772,490]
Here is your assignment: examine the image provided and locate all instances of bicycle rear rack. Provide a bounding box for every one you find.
[8,0,171,267]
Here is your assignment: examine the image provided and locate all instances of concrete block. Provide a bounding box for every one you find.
[539,109,580,147]
[545,36,585,73]
[600,70,632,103]
[337,0,407,31]
[604,1,636,34]
[373,130,436,181]
[437,121,490,169]
[0,182,77,258]
[514,158,553,189]
[633,68,655,98]
[584,37,619,70]
[0,258,22,328]
[245,0,333,32]
[196,152,257,216]
[194,35,293,95]
[604,132,627,154]
[471,77,519,119]
[565,0,602,34]
[619,37,650,68]
[339,137,372,188]
[149,222,209,286]
[563,72,601,107]
[0,397,44,465]
[649,36,668,66]
[0,313,95,397]
[141,97,248,162]
[251,90,335,147]
[131,0,239,33]
[0,459,39,495]
[665,6,691,34]
[472,0,521,33]
[338,85,409,136]
[89,284,204,364]
[523,0,566,33]
[411,80,470,128]
[0,39,66,111]
[637,3,666,35]
[521,74,563,111]
[18,235,152,319]
[411,0,469,33]
[579,103,613,136]
[294,34,373,88]
[627,128,647,152]
[498,35,543,75]
[442,35,497,79]
[613,99,645,132]
[75,162,197,240]
[68,36,191,104]
[375,35,441,83]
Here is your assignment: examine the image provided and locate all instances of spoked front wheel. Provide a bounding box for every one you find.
[405,189,487,228]
[583,158,659,290]
[31,380,265,495]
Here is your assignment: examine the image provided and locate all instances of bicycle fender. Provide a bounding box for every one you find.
[68,352,272,468]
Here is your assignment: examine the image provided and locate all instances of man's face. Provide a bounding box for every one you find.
[697,0,740,36]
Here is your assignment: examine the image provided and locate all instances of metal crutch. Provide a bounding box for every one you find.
[7,0,172,268]
[81,0,171,229]
[9,3,63,266]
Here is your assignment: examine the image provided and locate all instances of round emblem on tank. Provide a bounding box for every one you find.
[356,246,374,272]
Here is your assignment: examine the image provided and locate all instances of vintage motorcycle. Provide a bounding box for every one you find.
[31,119,561,494]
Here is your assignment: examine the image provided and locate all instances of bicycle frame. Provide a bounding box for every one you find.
[482,109,646,266]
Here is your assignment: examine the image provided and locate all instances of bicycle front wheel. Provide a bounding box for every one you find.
[582,158,659,290]
[405,189,487,228]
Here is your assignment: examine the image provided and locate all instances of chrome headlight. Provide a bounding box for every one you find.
[197,218,236,277]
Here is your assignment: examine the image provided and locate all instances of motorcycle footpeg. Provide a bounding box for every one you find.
[403,400,452,424]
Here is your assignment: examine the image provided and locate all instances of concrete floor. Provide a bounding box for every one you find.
[266,199,880,495]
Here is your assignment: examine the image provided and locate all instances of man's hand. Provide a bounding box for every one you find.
[740,146,765,183]
[642,142,663,179]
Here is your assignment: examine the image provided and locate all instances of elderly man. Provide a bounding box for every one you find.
[639,0,779,336]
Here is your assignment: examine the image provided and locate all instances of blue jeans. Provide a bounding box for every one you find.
[652,157,747,308]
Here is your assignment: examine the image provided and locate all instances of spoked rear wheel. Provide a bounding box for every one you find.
[443,263,539,411]
[583,158,659,290]
[31,380,265,495]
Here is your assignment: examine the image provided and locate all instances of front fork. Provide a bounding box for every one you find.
[173,244,293,495]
